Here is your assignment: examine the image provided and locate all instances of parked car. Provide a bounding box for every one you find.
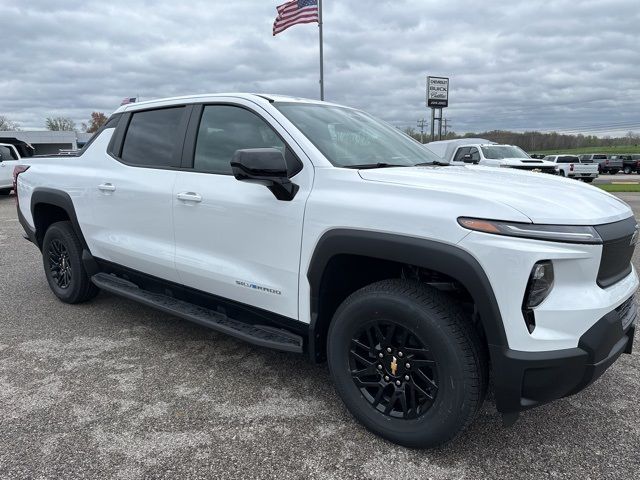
[0,142,21,195]
[14,94,638,448]
[579,154,621,174]
[426,139,557,173]
[542,155,599,182]
[621,154,640,174]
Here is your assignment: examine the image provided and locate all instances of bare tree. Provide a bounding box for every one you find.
[46,117,76,131]
[0,115,21,131]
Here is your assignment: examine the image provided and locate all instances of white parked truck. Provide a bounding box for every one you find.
[0,143,21,194]
[542,154,599,182]
[13,94,638,448]
[426,138,558,174]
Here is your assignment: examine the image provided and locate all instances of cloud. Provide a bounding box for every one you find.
[1,0,638,135]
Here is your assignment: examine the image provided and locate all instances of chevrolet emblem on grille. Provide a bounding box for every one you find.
[390,356,398,375]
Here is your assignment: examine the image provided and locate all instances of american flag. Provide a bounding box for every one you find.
[120,97,137,105]
[273,0,318,36]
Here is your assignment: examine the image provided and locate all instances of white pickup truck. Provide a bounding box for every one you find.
[542,154,599,182]
[12,94,638,448]
[426,138,558,174]
[0,143,21,194]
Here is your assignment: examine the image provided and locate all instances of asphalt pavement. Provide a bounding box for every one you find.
[1,194,639,479]
[594,173,640,184]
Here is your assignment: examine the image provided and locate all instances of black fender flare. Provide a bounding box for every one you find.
[306,229,508,361]
[30,187,89,251]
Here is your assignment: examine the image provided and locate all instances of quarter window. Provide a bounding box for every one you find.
[121,107,185,168]
[194,106,288,175]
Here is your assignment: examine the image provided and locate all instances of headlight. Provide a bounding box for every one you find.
[524,261,554,308]
[458,217,602,244]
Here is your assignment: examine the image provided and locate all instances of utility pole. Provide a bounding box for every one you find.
[417,119,427,143]
[443,118,450,137]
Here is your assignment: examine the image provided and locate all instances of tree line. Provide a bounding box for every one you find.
[402,127,640,152]
[0,112,108,133]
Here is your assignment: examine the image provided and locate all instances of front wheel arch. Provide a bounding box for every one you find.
[306,230,507,363]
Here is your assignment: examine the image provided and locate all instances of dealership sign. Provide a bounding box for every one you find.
[427,76,449,108]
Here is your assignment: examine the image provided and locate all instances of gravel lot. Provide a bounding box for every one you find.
[1,193,639,479]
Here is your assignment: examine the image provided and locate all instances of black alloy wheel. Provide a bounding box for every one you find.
[349,321,439,419]
[48,238,72,289]
[42,221,99,304]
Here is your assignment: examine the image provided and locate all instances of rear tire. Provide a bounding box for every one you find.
[610,169,620,175]
[0,188,11,196]
[42,221,99,304]
[624,166,632,174]
[327,279,488,448]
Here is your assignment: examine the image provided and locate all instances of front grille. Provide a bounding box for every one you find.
[595,217,638,288]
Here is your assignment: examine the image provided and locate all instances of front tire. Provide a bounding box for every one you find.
[327,280,488,448]
[583,178,594,183]
[624,166,632,174]
[0,188,11,196]
[42,221,99,304]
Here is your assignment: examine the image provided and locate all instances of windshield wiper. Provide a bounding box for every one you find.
[414,160,449,166]
[343,162,410,169]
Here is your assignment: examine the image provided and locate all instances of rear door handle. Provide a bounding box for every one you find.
[98,183,116,192]
[176,192,202,203]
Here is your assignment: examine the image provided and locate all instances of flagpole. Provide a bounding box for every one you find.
[318,0,324,100]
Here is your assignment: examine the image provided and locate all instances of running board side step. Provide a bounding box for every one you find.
[91,273,303,353]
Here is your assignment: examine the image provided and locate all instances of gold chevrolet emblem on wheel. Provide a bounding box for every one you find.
[390,356,398,375]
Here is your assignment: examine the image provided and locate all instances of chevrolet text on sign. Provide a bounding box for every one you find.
[427,76,449,108]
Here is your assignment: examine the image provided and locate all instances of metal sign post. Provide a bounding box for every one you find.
[426,76,449,141]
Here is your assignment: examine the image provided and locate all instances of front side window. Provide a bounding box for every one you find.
[121,107,185,167]
[453,147,470,162]
[194,106,288,175]
[0,146,18,161]
[274,103,441,167]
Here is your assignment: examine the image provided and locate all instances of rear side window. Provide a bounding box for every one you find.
[194,105,299,176]
[121,107,185,168]
[593,155,607,160]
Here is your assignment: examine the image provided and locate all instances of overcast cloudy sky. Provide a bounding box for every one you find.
[2,0,639,135]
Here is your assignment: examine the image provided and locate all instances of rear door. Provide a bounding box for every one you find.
[172,100,313,319]
[87,105,191,282]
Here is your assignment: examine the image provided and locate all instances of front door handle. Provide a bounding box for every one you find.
[98,183,116,192]
[176,192,202,203]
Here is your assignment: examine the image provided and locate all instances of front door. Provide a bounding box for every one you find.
[172,102,312,319]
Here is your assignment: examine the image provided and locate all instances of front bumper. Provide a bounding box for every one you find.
[492,297,636,414]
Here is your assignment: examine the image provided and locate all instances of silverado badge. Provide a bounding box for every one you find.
[390,356,398,376]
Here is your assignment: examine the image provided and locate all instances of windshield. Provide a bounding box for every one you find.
[274,103,441,167]
[480,145,530,159]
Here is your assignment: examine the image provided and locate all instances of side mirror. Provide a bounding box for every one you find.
[230,148,299,201]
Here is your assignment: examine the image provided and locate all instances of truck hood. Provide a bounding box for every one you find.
[359,165,632,225]
[488,158,556,167]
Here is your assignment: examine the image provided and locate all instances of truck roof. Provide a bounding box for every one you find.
[112,93,344,115]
